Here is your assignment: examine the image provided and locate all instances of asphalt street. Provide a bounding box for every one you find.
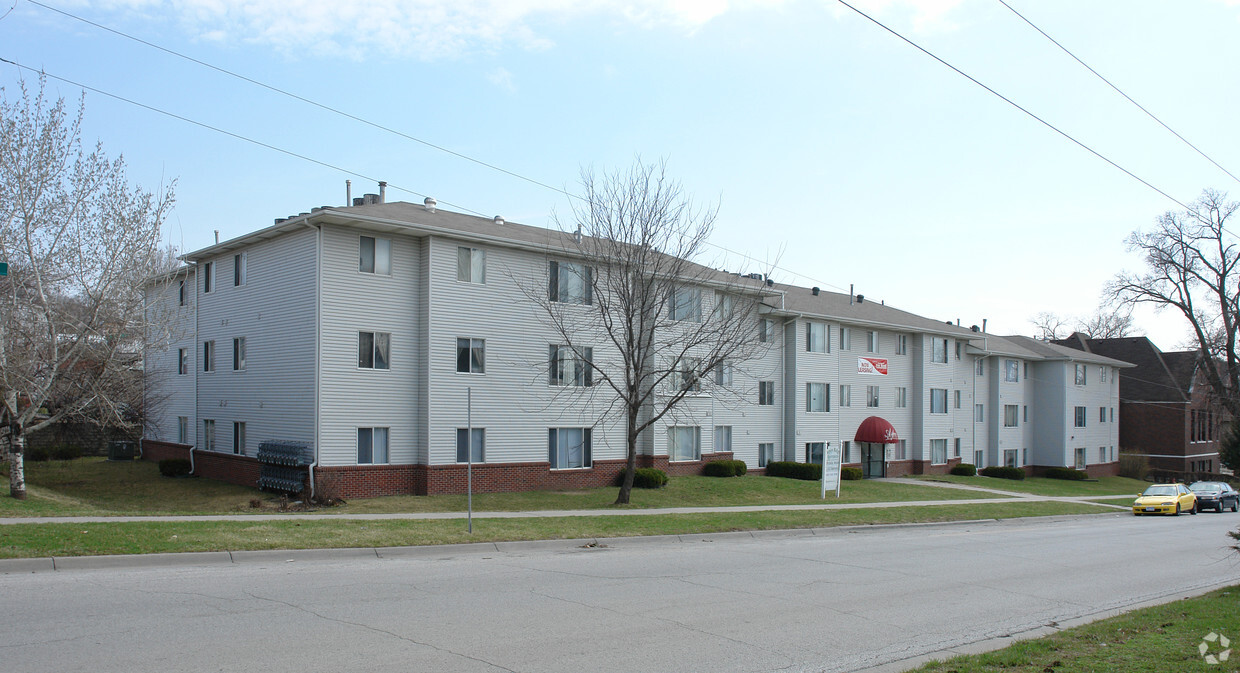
[3,511,1238,673]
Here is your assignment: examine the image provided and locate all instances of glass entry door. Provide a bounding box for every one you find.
[861,442,886,478]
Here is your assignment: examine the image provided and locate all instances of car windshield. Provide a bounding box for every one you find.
[1190,483,1220,492]
[1142,486,1177,497]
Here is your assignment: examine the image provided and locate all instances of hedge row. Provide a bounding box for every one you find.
[980,465,1026,480]
[702,460,748,477]
[1044,467,1088,481]
[950,463,977,476]
[765,461,821,481]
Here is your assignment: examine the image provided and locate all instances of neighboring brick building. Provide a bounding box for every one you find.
[1054,333,1222,473]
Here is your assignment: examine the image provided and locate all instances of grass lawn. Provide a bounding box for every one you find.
[0,501,1112,558]
[0,458,1005,518]
[908,474,1150,497]
[911,585,1240,672]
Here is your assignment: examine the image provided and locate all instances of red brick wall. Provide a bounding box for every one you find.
[141,439,267,490]
[1121,401,1186,457]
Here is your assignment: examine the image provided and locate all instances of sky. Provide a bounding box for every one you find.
[3,0,1239,351]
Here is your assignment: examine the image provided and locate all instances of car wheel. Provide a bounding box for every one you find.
[1175,503,1181,516]
[1190,502,1198,515]
[1231,499,1238,513]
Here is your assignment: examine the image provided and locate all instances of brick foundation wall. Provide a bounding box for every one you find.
[141,439,267,491]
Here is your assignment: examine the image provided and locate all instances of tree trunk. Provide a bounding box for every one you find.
[8,430,26,500]
[615,408,639,504]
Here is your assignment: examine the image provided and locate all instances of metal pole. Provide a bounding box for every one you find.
[467,386,473,534]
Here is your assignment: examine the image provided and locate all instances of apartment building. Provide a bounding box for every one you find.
[143,199,1130,497]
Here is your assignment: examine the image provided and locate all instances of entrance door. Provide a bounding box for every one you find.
[861,443,886,478]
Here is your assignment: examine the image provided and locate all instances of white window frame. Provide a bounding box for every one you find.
[714,361,733,387]
[233,421,245,455]
[714,292,735,320]
[759,318,774,343]
[456,246,487,284]
[359,331,391,370]
[671,356,702,392]
[713,426,732,453]
[178,279,185,306]
[668,426,702,462]
[896,387,907,408]
[759,381,775,406]
[456,428,485,463]
[930,388,947,414]
[866,385,880,408]
[456,337,485,374]
[931,337,947,363]
[896,334,907,355]
[1003,449,1018,468]
[178,348,188,376]
[549,427,592,469]
[758,442,775,468]
[806,442,825,465]
[954,438,961,457]
[1074,406,1086,428]
[177,416,188,444]
[233,252,246,287]
[669,287,702,322]
[1004,359,1019,382]
[930,439,947,465]
[202,261,214,294]
[359,235,392,275]
[1004,404,1018,428]
[550,345,593,387]
[839,384,852,407]
[233,337,246,371]
[357,427,389,464]
[1075,364,1087,386]
[1074,447,1087,470]
[203,419,215,452]
[549,261,592,305]
[976,358,984,376]
[806,382,828,412]
[806,322,827,353]
[953,389,961,409]
[202,340,215,373]
[866,330,878,353]
[840,327,852,351]
[975,403,984,422]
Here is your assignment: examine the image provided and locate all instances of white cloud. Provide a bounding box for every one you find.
[487,66,516,92]
[89,0,778,60]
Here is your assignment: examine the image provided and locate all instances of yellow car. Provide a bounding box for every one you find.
[1132,483,1198,516]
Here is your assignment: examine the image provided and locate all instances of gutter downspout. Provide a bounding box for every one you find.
[308,222,322,498]
[190,262,199,475]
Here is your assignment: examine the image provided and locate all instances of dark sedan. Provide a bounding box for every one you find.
[1188,481,1240,512]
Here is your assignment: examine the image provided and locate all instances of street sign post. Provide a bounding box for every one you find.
[821,444,842,499]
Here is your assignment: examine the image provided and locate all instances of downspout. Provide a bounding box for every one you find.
[308,222,322,498]
[190,263,199,475]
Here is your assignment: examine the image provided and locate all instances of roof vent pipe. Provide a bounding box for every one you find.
[766,278,774,287]
[850,284,854,305]
[983,319,987,333]
[378,181,387,204]
[574,227,582,243]
[214,230,219,244]
[494,215,505,226]
[857,294,864,303]
[346,179,352,206]
[424,196,436,212]
[971,325,980,332]
[812,287,820,296]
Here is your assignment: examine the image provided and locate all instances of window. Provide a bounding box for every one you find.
[759,381,775,406]
[714,361,733,387]
[896,387,908,408]
[456,428,485,462]
[1074,447,1086,470]
[1023,405,1028,423]
[806,383,828,412]
[714,426,732,453]
[1098,446,1106,463]
[931,338,947,363]
[759,318,774,343]
[806,322,827,353]
[233,337,246,371]
[974,450,984,468]
[839,384,852,407]
[930,388,947,414]
[715,292,735,320]
[669,287,702,322]
[867,385,880,408]
[549,261,592,305]
[843,441,852,463]
[1074,364,1087,386]
[954,438,961,457]
[202,340,215,372]
[806,442,825,465]
[233,421,245,455]
[1004,404,1018,428]
[1074,406,1086,427]
[976,359,984,376]
[840,327,851,351]
[953,390,961,409]
[1003,449,1018,468]
[975,403,984,422]
[357,427,389,464]
[1099,366,1107,383]
[456,338,484,373]
[549,428,592,469]
[758,442,775,468]
[178,280,185,306]
[930,439,947,464]
[359,332,391,370]
[672,357,702,392]
[456,246,486,284]
[955,341,961,360]
[1099,406,1106,423]
[203,261,214,293]
[177,416,188,444]
[359,235,391,274]
[1110,407,1114,423]
[203,419,215,451]
[867,330,879,353]
[1024,362,1029,379]
[895,440,907,460]
[233,252,246,287]
[1004,359,1019,382]
[549,345,593,387]
[1022,448,1028,466]
[668,426,701,462]
[178,348,188,376]
[897,334,907,355]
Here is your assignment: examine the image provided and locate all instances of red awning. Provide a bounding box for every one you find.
[854,416,899,444]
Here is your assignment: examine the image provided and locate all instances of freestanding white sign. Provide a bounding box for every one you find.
[821,444,842,499]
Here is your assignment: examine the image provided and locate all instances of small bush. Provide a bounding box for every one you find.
[632,467,668,489]
[703,459,748,477]
[51,444,83,461]
[950,463,977,476]
[25,447,50,462]
[765,461,821,481]
[158,458,192,477]
[1044,466,1088,481]
[1118,452,1150,481]
[841,467,864,481]
[980,465,1026,481]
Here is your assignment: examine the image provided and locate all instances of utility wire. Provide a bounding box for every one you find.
[837,0,1190,211]
[997,0,1240,188]
[0,58,486,217]
[26,0,578,202]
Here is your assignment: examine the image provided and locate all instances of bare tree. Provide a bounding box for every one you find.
[1109,189,1240,417]
[0,78,175,499]
[1031,312,1071,340]
[1031,306,1133,340]
[531,160,773,504]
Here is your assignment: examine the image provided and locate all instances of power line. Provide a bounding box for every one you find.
[25,0,579,203]
[836,0,1191,212]
[997,0,1240,188]
[0,58,487,217]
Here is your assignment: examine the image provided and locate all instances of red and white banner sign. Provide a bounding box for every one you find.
[858,357,888,376]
